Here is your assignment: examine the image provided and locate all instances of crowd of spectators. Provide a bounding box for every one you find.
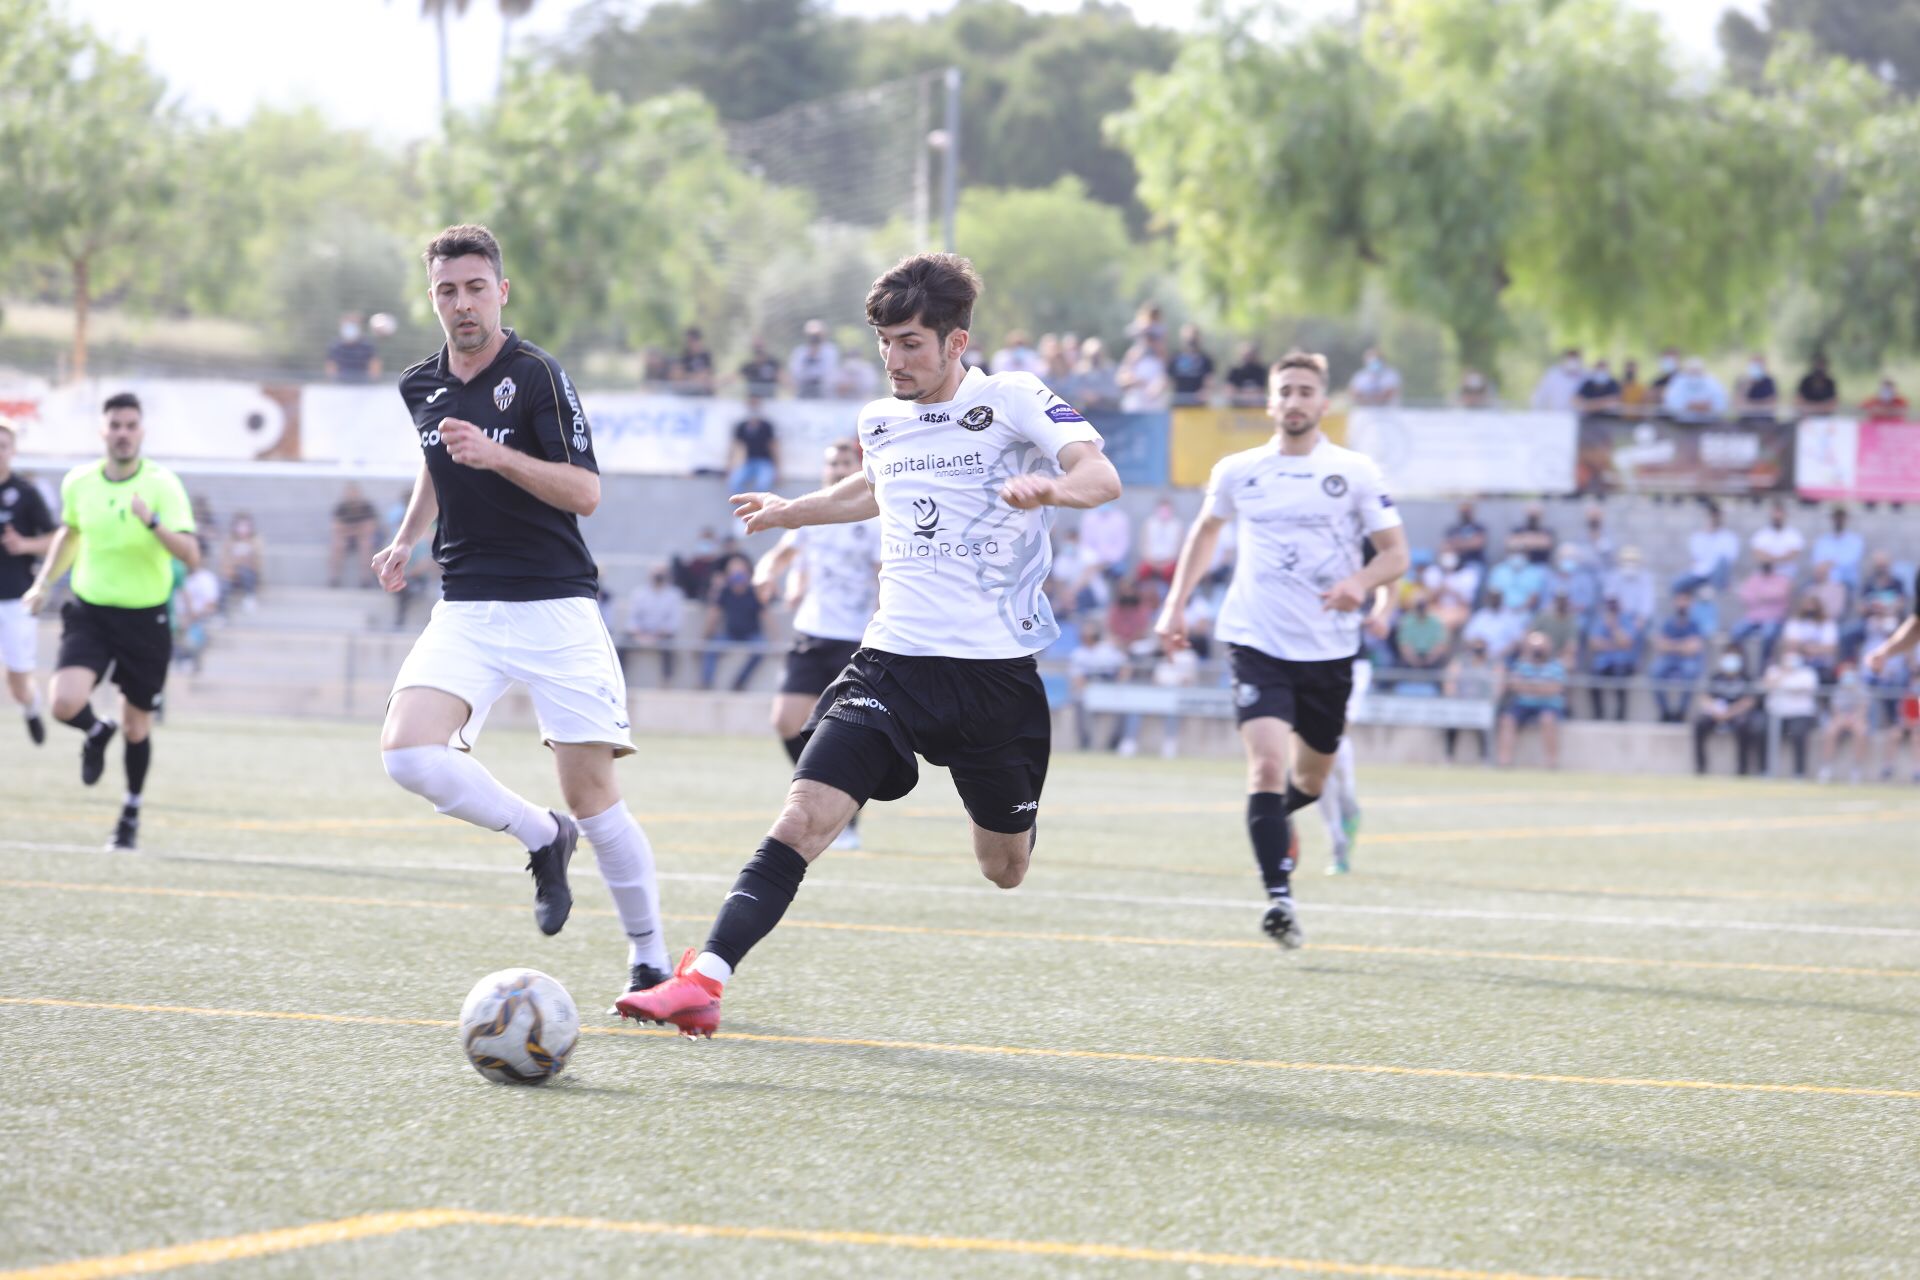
[1507,348,1910,423]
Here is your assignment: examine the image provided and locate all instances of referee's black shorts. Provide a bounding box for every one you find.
[1227,642,1354,756]
[795,648,1051,834]
[778,632,862,698]
[57,598,173,712]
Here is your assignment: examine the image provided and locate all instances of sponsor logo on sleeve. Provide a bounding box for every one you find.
[1379,492,1396,508]
[559,370,588,451]
[959,405,995,431]
[1045,403,1086,423]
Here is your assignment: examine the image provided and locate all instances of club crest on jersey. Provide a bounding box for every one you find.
[492,377,516,413]
[1322,474,1349,498]
[959,405,994,431]
[912,497,940,539]
[1045,403,1085,423]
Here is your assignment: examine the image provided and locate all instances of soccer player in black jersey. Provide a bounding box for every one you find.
[0,420,57,744]
[374,224,670,1003]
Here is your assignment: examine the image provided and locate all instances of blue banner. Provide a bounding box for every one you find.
[1088,410,1170,487]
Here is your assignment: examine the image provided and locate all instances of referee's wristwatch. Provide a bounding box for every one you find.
[146,512,161,531]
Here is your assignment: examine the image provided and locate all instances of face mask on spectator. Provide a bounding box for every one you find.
[1660,355,1678,373]
[1720,655,1742,675]
[1748,362,1765,379]
[340,322,362,342]
[1782,652,1804,670]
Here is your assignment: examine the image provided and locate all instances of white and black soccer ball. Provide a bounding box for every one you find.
[458,968,580,1085]
[367,312,398,338]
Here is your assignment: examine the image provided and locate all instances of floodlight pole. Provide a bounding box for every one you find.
[942,66,961,253]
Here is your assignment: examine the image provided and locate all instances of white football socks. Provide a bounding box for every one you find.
[690,952,732,984]
[381,745,558,850]
[577,802,670,972]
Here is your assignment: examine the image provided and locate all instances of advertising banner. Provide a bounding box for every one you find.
[1576,415,1794,495]
[1346,408,1576,496]
[1796,416,1920,502]
[1170,406,1347,487]
[1086,410,1170,487]
[6,377,295,460]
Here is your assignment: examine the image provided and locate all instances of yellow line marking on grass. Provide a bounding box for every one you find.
[6,996,1917,1100]
[7,878,1918,979]
[0,1208,1611,1280]
[0,1210,469,1280]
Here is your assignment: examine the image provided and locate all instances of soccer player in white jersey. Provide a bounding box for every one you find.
[1155,351,1409,948]
[753,438,880,850]
[619,253,1123,1036]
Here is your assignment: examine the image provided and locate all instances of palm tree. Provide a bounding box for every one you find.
[406,0,538,112]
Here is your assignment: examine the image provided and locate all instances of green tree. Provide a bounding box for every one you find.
[953,178,1138,342]
[0,0,179,378]
[1721,0,1920,94]
[427,70,809,355]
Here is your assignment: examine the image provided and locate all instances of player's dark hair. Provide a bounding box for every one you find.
[866,253,981,340]
[423,224,504,280]
[102,391,142,416]
[1269,350,1329,387]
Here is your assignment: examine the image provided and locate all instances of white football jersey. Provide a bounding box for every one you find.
[785,519,881,642]
[857,367,1103,658]
[1204,436,1403,661]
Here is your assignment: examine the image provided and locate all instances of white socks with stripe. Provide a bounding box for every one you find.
[577,802,670,972]
[382,745,558,850]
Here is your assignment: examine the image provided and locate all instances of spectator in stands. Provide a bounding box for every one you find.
[1781,596,1840,680]
[1749,499,1805,573]
[1579,503,1616,570]
[1662,357,1729,423]
[1678,502,1740,592]
[1507,502,1557,566]
[726,397,781,495]
[1443,501,1489,569]
[1794,354,1838,415]
[1574,359,1623,413]
[1136,499,1184,584]
[1818,662,1872,783]
[1049,527,1108,614]
[738,335,782,398]
[1463,588,1526,661]
[1066,618,1128,751]
[1487,550,1547,616]
[1763,645,1820,777]
[1530,589,1583,667]
[1168,325,1215,406]
[673,327,715,395]
[624,566,686,685]
[1650,589,1707,722]
[1078,503,1132,578]
[1039,333,1074,384]
[1811,507,1864,589]
[1859,376,1909,418]
[324,312,382,383]
[1497,632,1567,768]
[1860,550,1908,606]
[699,554,765,691]
[327,483,379,589]
[1117,332,1171,412]
[1443,638,1502,762]
[1105,572,1157,652]
[1456,367,1496,408]
[1225,343,1267,406]
[1348,346,1402,406]
[788,320,839,398]
[1530,348,1587,412]
[1803,560,1848,632]
[174,552,223,674]
[641,345,674,385]
[1181,580,1220,660]
[1733,354,1778,420]
[987,330,1042,376]
[1649,347,1682,399]
[1584,596,1639,720]
[1394,589,1450,681]
[1617,359,1655,416]
[1603,545,1656,626]
[1127,301,1167,344]
[1147,643,1200,758]
[1428,551,1476,634]
[1068,337,1120,412]
[833,349,881,399]
[1732,559,1793,660]
[218,512,264,614]
[1694,647,1764,775]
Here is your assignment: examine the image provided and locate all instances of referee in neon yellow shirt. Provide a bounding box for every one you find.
[24,392,199,851]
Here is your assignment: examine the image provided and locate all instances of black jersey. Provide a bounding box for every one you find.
[398,331,599,602]
[0,473,55,599]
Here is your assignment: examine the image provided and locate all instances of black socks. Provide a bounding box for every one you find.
[781,733,810,765]
[1284,780,1319,814]
[1246,792,1294,899]
[703,837,810,970]
[125,737,152,798]
[62,705,99,734]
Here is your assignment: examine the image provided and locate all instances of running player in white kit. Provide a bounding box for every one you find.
[754,438,880,850]
[1155,351,1409,947]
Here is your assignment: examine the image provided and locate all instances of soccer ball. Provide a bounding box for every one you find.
[367,312,398,338]
[458,968,580,1085]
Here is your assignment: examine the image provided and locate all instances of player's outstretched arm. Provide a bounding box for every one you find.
[1000,442,1122,512]
[1866,615,1920,675]
[734,470,878,535]
[21,525,78,614]
[1155,513,1224,652]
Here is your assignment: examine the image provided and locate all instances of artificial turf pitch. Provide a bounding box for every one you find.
[2,716,1916,1278]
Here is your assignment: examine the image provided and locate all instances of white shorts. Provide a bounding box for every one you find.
[391,597,634,755]
[0,598,37,674]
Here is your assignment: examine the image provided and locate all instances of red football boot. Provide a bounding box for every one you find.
[614,947,723,1038]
